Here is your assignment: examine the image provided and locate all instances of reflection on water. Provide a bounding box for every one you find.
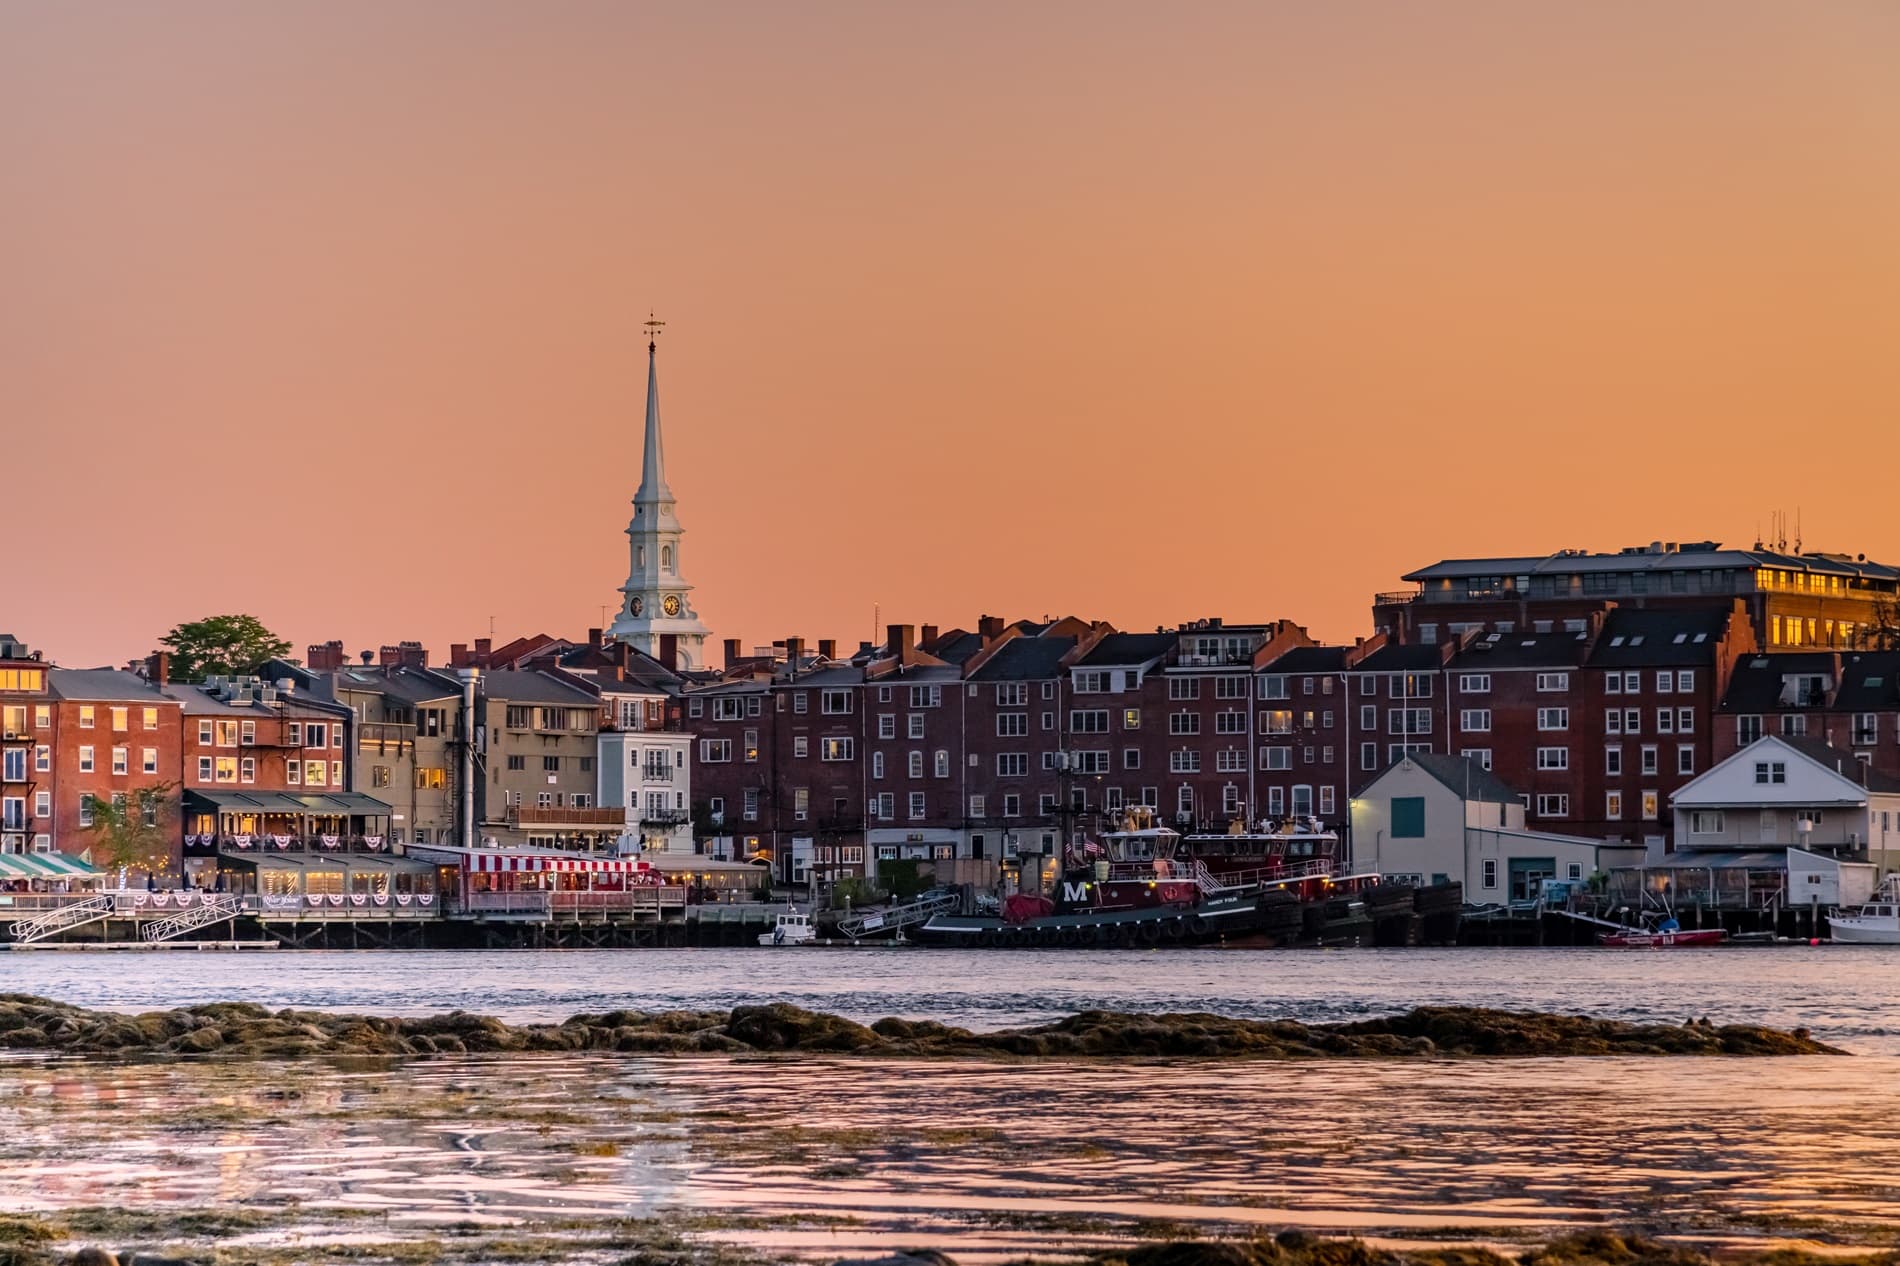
[3,1052,1898,1262]
[1,945,1895,1049]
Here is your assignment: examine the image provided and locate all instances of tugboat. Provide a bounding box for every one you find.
[917,809,1370,948]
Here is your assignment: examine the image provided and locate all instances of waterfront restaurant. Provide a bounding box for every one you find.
[404,842,679,916]
[182,790,396,888]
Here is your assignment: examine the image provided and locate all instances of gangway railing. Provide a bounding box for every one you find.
[835,892,958,940]
[141,894,241,942]
[8,894,116,943]
[1102,858,1333,896]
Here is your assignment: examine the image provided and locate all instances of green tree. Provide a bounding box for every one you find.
[158,614,292,682]
[86,783,178,886]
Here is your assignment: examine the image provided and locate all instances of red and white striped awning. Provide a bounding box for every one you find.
[461,852,649,875]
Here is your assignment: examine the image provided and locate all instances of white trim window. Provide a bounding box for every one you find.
[1535,672,1570,692]
[1689,810,1725,835]
[1535,793,1569,817]
[1536,707,1568,731]
[1460,747,1492,771]
[996,753,1028,777]
[1458,674,1491,694]
[1536,746,1569,771]
[698,739,732,763]
[1460,709,1491,733]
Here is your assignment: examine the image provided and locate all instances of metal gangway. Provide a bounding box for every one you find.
[835,892,959,940]
[8,894,116,944]
[141,894,242,942]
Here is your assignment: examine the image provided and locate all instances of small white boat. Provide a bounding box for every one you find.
[1829,877,1900,944]
[758,911,818,947]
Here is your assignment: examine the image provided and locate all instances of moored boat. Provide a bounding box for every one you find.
[1597,923,1727,948]
[759,911,818,947]
[1828,876,1900,944]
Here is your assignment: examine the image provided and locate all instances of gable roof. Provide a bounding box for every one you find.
[47,669,177,704]
[1262,645,1351,674]
[1448,630,1591,671]
[1076,632,1176,668]
[968,636,1078,681]
[1394,751,1523,805]
[1672,734,1900,805]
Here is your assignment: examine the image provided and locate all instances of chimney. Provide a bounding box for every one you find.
[474,638,492,665]
[379,645,401,668]
[921,624,939,649]
[786,636,806,667]
[979,615,1004,641]
[887,624,915,660]
[145,651,172,686]
[588,628,603,649]
[359,650,374,666]
[450,643,469,668]
[723,638,743,668]
[398,640,428,669]
[818,639,837,661]
[305,641,344,672]
[658,634,678,670]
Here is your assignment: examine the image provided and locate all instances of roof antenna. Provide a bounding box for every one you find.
[1794,507,1802,556]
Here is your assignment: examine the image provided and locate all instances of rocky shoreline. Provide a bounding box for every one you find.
[0,993,1843,1059]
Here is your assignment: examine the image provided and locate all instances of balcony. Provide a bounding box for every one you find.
[506,806,628,828]
[1373,590,1420,606]
[641,766,676,783]
[1176,653,1254,668]
[639,810,692,828]
[358,723,418,749]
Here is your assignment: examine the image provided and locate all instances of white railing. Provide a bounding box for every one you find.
[836,892,958,939]
[141,894,242,942]
[8,894,116,943]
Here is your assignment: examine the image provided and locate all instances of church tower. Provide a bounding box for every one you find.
[606,319,711,669]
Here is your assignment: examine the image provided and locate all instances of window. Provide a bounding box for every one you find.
[305,723,327,749]
[111,747,128,776]
[1169,750,1201,773]
[1215,711,1246,734]
[369,763,388,788]
[793,736,809,758]
[1073,671,1108,694]
[1536,747,1569,771]
[34,745,49,773]
[1677,708,1695,734]
[34,706,48,730]
[1605,790,1624,819]
[303,759,327,786]
[1458,674,1491,694]
[141,706,158,730]
[743,789,760,820]
[1215,749,1245,773]
[1003,794,1022,816]
[699,739,732,763]
[1754,761,1787,785]
[1605,746,1622,776]
[1690,810,1725,835]
[1387,708,1431,736]
[1656,670,1674,694]
[109,706,128,732]
[197,756,213,781]
[1076,750,1111,774]
[78,795,95,829]
[1215,676,1249,699]
[1677,745,1696,776]
[33,791,49,819]
[1606,674,1622,695]
[1359,675,1377,697]
[908,792,926,820]
[1459,709,1491,732]
[78,745,95,773]
[1461,747,1492,770]
[1361,742,1379,770]
[1318,786,1336,815]
[1535,673,1569,692]
[1855,713,1880,746]
[1640,746,1658,776]
[1481,858,1499,889]
[995,683,1028,707]
[909,685,941,709]
[1263,710,1293,735]
[1359,705,1376,731]
[1537,707,1568,731]
[1677,670,1695,693]
[1260,676,1289,700]
[1389,674,1433,698]
[1168,712,1201,735]
[1781,714,1808,738]
[1535,794,1569,817]
[935,749,951,777]
[1657,708,1675,735]
[1391,796,1425,838]
[871,751,885,779]
[79,705,95,729]
[1168,677,1200,700]
[907,751,924,778]
[1261,746,1291,771]
[908,714,925,740]
[1120,708,1142,730]
[996,753,1028,777]
[794,789,809,821]
[878,714,896,740]
[220,757,242,783]
[792,692,809,715]
[821,737,854,762]
[821,689,852,715]
[1624,708,1641,734]
[1056,709,1106,736]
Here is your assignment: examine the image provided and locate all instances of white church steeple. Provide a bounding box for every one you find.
[606,317,710,669]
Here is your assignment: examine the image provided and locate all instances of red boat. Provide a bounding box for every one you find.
[1597,927,1727,948]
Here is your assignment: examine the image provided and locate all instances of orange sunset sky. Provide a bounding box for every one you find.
[5,3,1898,669]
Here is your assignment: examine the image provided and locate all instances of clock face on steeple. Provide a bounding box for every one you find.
[662,594,682,617]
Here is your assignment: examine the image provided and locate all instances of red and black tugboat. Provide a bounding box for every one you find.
[917,808,1384,948]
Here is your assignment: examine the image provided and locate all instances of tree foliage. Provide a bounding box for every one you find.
[158,614,292,682]
[85,783,178,881]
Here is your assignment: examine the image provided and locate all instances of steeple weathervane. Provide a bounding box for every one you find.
[644,312,665,352]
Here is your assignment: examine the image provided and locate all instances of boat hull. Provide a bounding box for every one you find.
[1596,929,1727,948]
[1825,921,1900,945]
